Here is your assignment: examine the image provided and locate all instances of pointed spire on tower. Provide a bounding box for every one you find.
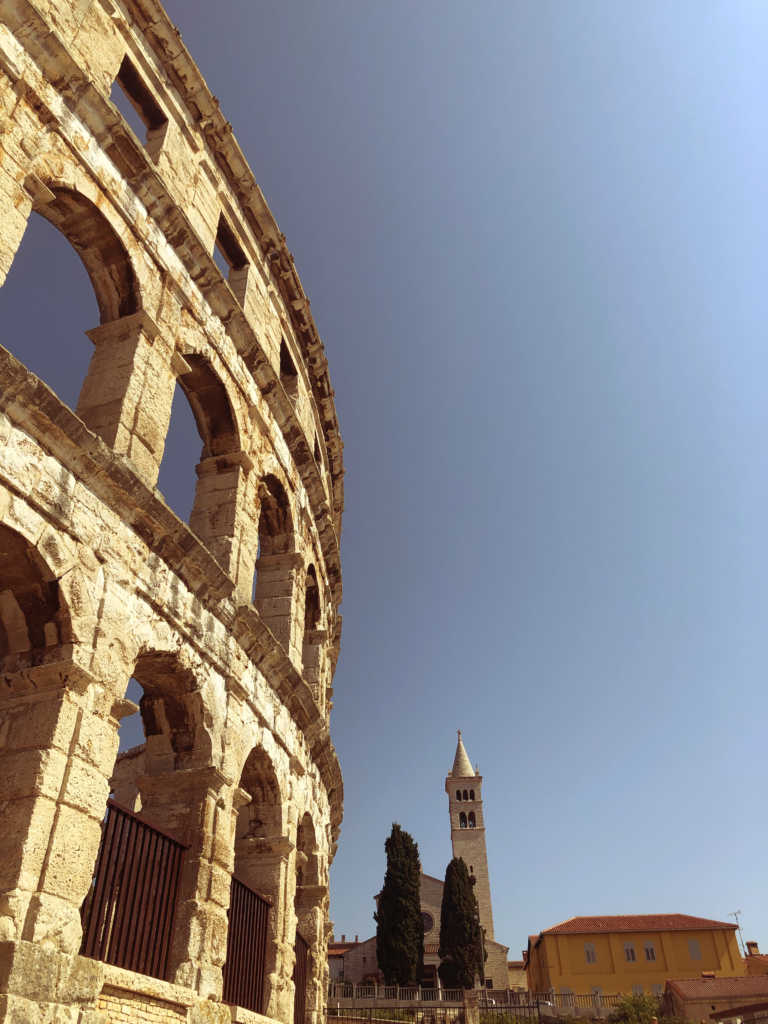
[451,729,474,777]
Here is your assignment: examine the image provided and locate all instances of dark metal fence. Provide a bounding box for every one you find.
[479,998,540,1024]
[294,931,310,1024]
[327,1008,465,1024]
[80,799,185,980]
[222,877,271,1014]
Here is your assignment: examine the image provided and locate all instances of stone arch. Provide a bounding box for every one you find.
[293,811,325,1024]
[34,186,140,324]
[257,473,295,556]
[0,522,111,953]
[253,473,300,656]
[163,351,250,573]
[102,649,228,989]
[177,353,241,459]
[468,811,476,828]
[459,812,467,829]
[236,745,285,842]
[0,523,72,667]
[302,564,325,710]
[228,743,289,1019]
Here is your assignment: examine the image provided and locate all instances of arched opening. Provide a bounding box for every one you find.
[302,566,325,707]
[469,789,475,801]
[459,812,467,829]
[157,385,200,522]
[0,210,97,410]
[456,790,462,801]
[463,789,469,801]
[236,747,283,843]
[38,187,138,324]
[224,746,285,1016]
[82,652,213,981]
[280,338,298,401]
[253,475,297,653]
[0,523,71,667]
[294,813,320,1024]
[157,354,244,572]
[0,525,89,950]
[468,812,476,828]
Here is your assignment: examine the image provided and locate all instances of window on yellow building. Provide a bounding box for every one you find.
[652,985,663,997]
[584,943,597,964]
[688,939,702,961]
[624,943,636,962]
[632,986,643,996]
[645,944,656,962]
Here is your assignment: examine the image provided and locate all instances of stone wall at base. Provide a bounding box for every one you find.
[0,0,344,1021]
[97,987,186,1024]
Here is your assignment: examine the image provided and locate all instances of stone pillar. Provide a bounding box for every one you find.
[189,451,252,580]
[294,881,329,1024]
[234,833,296,1023]
[136,766,233,1000]
[0,661,129,953]
[253,553,303,663]
[76,311,176,488]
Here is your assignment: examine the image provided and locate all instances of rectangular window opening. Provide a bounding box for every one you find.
[624,943,636,963]
[645,944,656,962]
[280,338,299,400]
[688,939,702,961]
[215,215,248,272]
[111,56,168,157]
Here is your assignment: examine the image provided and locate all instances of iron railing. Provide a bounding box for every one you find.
[80,799,185,980]
[328,983,464,1002]
[222,876,271,1014]
[327,1008,465,1024]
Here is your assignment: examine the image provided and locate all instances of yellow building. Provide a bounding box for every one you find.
[527,915,745,996]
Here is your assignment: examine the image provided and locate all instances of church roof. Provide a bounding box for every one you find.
[451,730,474,777]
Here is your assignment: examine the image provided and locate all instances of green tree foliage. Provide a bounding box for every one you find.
[609,994,685,1024]
[438,857,484,989]
[375,824,424,985]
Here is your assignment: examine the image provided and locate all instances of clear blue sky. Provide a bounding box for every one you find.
[2,0,768,960]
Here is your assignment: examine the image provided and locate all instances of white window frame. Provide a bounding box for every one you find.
[624,942,637,963]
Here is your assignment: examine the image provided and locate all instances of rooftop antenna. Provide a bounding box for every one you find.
[730,910,746,956]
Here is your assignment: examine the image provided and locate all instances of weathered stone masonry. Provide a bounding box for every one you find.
[0,0,344,1021]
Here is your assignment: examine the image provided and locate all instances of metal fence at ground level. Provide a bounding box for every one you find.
[327,1007,465,1024]
[479,1001,540,1024]
[80,799,186,981]
[329,984,464,1002]
[222,876,271,1014]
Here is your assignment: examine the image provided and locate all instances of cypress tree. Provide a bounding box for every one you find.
[375,824,424,985]
[438,857,484,989]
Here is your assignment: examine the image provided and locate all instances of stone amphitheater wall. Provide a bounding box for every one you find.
[0,0,343,1021]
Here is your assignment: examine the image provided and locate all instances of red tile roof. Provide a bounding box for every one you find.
[328,943,358,955]
[668,977,768,1000]
[542,915,736,935]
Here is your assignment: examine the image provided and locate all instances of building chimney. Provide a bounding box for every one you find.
[747,942,760,956]
[355,934,359,942]
[341,934,346,943]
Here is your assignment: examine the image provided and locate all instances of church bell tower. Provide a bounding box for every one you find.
[445,730,495,941]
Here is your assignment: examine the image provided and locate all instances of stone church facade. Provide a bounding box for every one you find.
[0,1,343,1022]
[334,734,509,990]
